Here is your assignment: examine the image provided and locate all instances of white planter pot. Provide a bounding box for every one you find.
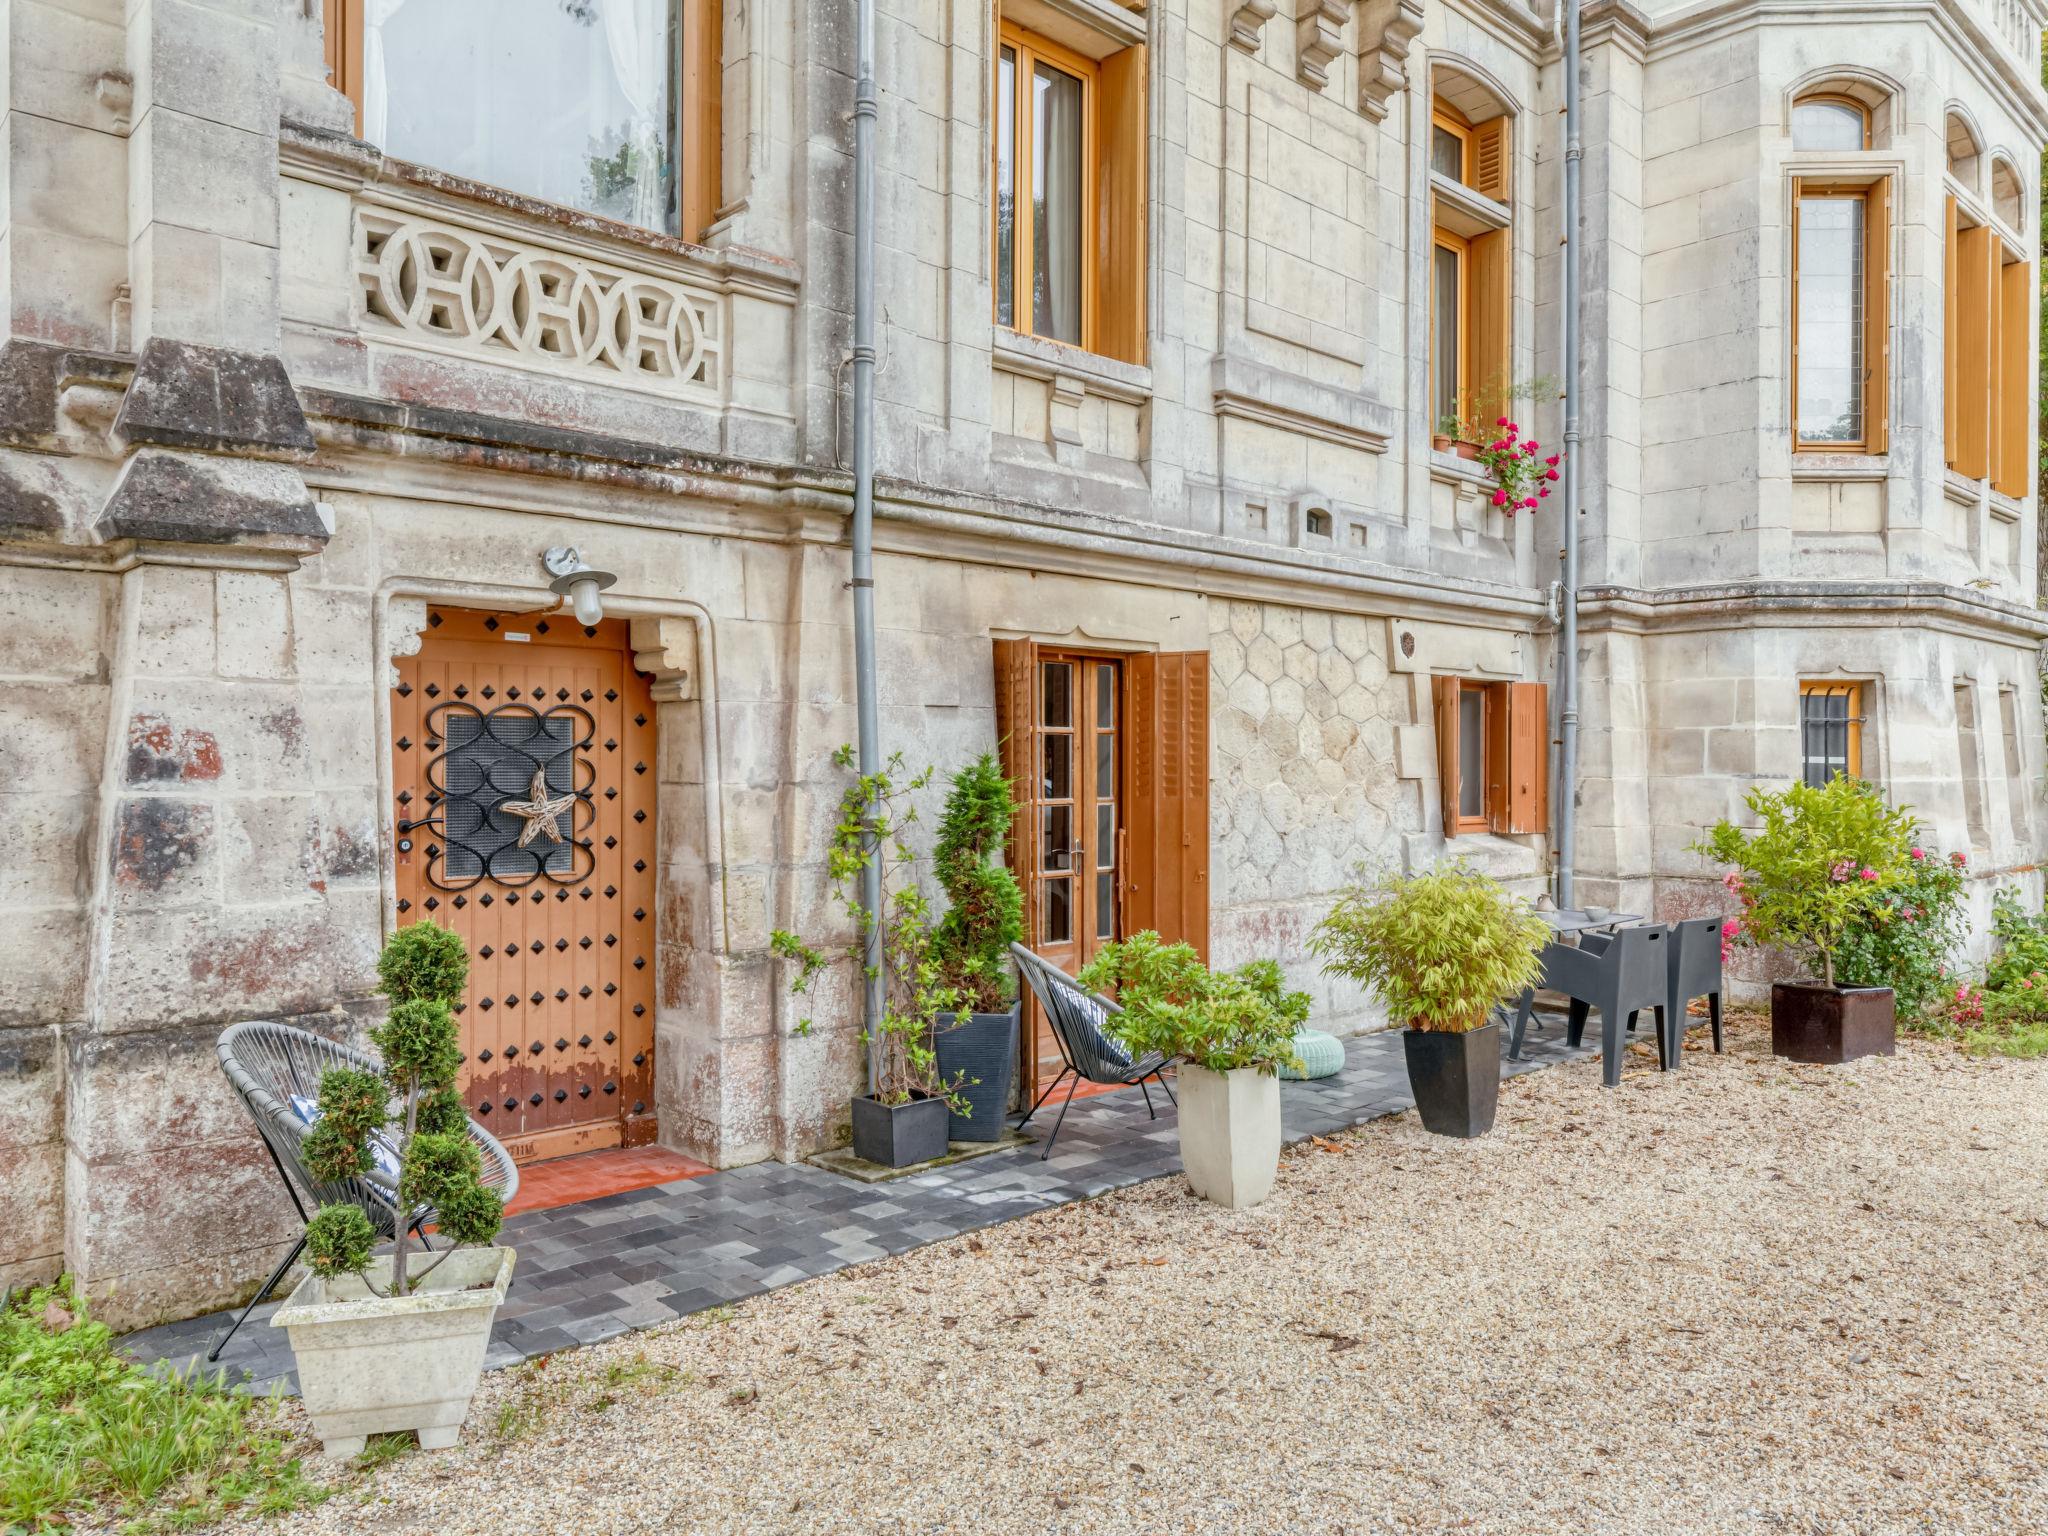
[1175,1063,1281,1210]
[272,1245,515,1459]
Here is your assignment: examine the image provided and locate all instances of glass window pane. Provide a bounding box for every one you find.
[1032,61,1085,344]
[1044,877,1071,943]
[1042,662,1071,728]
[1095,729,1113,792]
[1042,805,1072,871]
[1431,124,1464,182]
[1043,734,1072,802]
[1792,100,1866,152]
[1433,244,1461,428]
[365,0,682,234]
[1096,663,1115,727]
[1796,196,1864,444]
[1095,871,1115,939]
[1457,686,1485,820]
[1096,802,1114,865]
[996,49,1016,329]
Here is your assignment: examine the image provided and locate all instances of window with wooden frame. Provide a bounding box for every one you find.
[993,641,1206,1101]
[322,0,723,243]
[1790,175,1890,452]
[1944,194,2032,495]
[992,18,1146,364]
[1430,678,1547,838]
[1792,93,1870,153]
[1428,100,1510,435]
[1797,681,1865,787]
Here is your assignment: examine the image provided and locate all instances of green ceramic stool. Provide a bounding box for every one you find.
[1280,1029,1345,1080]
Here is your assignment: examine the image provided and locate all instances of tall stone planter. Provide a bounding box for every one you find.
[1770,982,1896,1064]
[1176,1063,1281,1210]
[273,1246,515,1460]
[933,1005,1018,1142]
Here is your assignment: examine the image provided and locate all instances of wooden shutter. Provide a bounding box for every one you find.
[325,0,364,134]
[1863,175,1890,455]
[1432,674,1461,838]
[1956,222,1993,479]
[1468,228,1511,422]
[1493,682,1549,836]
[991,639,1041,945]
[1470,116,1510,203]
[1944,195,1960,467]
[1095,44,1148,367]
[681,0,724,243]
[1124,651,1209,958]
[1995,254,2029,496]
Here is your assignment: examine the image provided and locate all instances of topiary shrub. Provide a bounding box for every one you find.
[931,753,1024,1013]
[301,919,503,1297]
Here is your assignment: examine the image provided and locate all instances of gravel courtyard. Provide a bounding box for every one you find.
[189,1018,2048,1536]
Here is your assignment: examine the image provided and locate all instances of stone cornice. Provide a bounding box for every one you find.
[1579,581,2048,646]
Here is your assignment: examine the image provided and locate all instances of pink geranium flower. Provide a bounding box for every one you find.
[1909,847,1925,861]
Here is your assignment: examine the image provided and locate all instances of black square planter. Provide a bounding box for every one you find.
[849,1093,951,1168]
[1770,982,1895,1064]
[1402,1022,1502,1138]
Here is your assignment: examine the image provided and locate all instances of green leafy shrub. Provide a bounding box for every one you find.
[1834,843,1970,1020]
[769,748,967,1108]
[1307,863,1548,1032]
[302,919,503,1295]
[1078,933,1305,1074]
[1696,777,1917,987]
[0,1279,323,1533]
[1986,886,2048,991]
[931,753,1024,1013]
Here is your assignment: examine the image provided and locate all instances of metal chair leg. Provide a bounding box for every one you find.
[1708,992,1724,1052]
[1016,1066,1073,1128]
[1156,1069,1176,1108]
[1137,1077,1157,1119]
[1038,1073,1084,1161]
[207,1232,305,1363]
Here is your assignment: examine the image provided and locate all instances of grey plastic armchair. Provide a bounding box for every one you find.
[1664,916,1726,1064]
[208,1020,519,1361]
[1510,925,1672,1087]
[1011,943,1175,1160]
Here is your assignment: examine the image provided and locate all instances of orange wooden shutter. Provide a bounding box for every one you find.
[1125,651,1209,958]
[1432,674,1461,838]
[1494,682,1549,836]
[1956,222,1993,479]
[1944,195,1960,467]
[1095,44,1148,367]
[1470,116,1510,203]
[1468,228,1511,421]
[992,639,1041,946]
[1995,254,2029,496]
[1863,175,1890,455]
[681,0,724,243]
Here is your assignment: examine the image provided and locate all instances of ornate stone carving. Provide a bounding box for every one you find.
[1296,0,1349,89]
[1229,0,1277,52]
[353,207,724,401]
[1356,0,1425,122]
[630,616,700,703]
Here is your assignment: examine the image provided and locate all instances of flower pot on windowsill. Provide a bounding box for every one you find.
[1770,981,1895,1064]
[1402,1021,1502,1138]
[849,1092,951,1167]
[1176,1062,1281,1210]
[933,1004,1018,1143]
[272,1246,515,1460]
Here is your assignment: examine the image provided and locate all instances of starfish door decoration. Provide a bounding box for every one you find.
[500,768,576,847]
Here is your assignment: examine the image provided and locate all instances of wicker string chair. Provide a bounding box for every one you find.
[1010,943,1176,1161]
[206,1019,519,1362]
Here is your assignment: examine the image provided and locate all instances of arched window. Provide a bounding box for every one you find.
[1991,156,2024,231]
[1792,94,1869,152]
[1946,110,1982,190]
[1428,67,1513,442]
[1787,89,1888,451]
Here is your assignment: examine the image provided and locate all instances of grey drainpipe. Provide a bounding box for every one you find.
[852,0,885,1092]
[1556,0,1583,909]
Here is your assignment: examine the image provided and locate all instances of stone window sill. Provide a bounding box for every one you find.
[992,328,1152,403]
[1790,453,1887,481]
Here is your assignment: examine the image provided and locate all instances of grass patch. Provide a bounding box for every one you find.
[492,1350,689,1441]
[1962,1018,2048,1058]
[0,1278,325,1535]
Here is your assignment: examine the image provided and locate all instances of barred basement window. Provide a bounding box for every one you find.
[1797,681,1864,787]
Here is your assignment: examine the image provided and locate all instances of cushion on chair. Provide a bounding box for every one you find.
[288,1093,405,1186]
[1279,1030,1345,1080]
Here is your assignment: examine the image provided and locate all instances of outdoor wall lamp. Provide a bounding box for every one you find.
[542,546,618,626]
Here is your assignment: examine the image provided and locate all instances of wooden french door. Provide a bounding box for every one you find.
[390,608,658,1163]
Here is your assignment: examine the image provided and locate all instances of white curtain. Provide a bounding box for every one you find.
[360,0,412,147]
[600,0,672,232]
[1033,64,1084,345]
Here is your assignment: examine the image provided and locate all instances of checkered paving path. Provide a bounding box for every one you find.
[122,1024,1591,1393]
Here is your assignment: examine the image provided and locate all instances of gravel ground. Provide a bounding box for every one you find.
[179,1017,2048,1535]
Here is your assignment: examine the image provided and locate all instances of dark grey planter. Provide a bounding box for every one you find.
[1402,1022,1502,1139]
[849,1093,950,1168]
[934,1004,1018,1142]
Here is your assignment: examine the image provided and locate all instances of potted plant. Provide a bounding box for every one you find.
[930,753,1024,1142]
[1307,863,1547,1137]
[772,748,968,1168]
[1080,934,1305,1209]
[273,919,511,1460]
[1697,776,1916,1064]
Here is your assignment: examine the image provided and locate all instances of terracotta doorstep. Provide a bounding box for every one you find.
[503,1145,715,1218]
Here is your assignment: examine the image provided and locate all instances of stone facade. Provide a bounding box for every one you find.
[0,0,2041,1323]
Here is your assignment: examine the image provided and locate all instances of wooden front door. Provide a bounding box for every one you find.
[391,608,658,1163]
